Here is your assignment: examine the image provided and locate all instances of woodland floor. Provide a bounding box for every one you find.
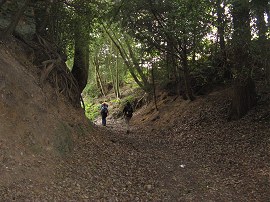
[1,87,270,201]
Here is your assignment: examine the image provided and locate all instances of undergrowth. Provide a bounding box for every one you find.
[85,102,100,121]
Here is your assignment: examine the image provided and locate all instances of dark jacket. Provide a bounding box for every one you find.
[123,103,133,118]
[101,103,108,118]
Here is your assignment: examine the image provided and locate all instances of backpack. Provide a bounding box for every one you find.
[101,105,108,116]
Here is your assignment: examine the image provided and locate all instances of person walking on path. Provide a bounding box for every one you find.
[123,101,133,133]
[100,102,109,126]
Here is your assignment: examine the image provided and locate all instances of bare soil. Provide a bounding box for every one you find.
[0,39,270,201]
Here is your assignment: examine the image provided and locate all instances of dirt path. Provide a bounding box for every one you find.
[1,112,270,201]
[66,112,269,201]
[50,119,209,201]
[41,117,270,200]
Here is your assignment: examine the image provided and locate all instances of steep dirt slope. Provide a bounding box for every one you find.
[0,40,92,197]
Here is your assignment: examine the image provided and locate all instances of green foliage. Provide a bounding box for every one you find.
[111,98,121,104]
[124,72,139,88]
[85,102,100,121]
[66,56,74,70]
[83,82,101,99]
[27,0,269,101]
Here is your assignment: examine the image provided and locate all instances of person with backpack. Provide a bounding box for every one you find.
[100,102,109,126]
[123,101,133,133]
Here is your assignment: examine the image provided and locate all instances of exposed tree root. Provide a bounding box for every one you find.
[24,34,81,106]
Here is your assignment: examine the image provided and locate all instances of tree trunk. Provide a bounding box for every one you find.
[266,3,270,82]
[182,42,195,101]
[2,0,31,39]
[177,65,188,100]
[266,3,270,31]
[71,27,89,94]
[232,0,252,75]
[108,40,117,97]
[217,0,226,52]
[229,77,257,120]
[166,38,177,80]
[151,64,158,111]
[115,51,121,98]
[46,0,61,44]
[166,38,183,97]
[103,25,149,92]
[229,0,256,120]
[182,60,195,101]
[124,35,150,89]
[216,0,232,79]
[94,55,106,97]
[35,2,52,35]
[253,0,269,83]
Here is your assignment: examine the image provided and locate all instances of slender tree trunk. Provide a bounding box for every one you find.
[94,60,100,93]
[216,0,232,79]
[253,0,269,83]
[2,0,31,39]
[115,51,121,98]
[166,38,177,80]
[108,40,117,97]
[124,35,150,89]
[166,38,182,97]
[94,56,106,97]
[182,41,195,101]
[151,64,158,111]
[182,60,195,101]
[266,4,270,31]
[177,65,188,100]
[266,4,270,81]
[176,63,182,98]
[103,25,149,92]
[257,15,267,41]
[217,0,226,53]
[192,37,196,64]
